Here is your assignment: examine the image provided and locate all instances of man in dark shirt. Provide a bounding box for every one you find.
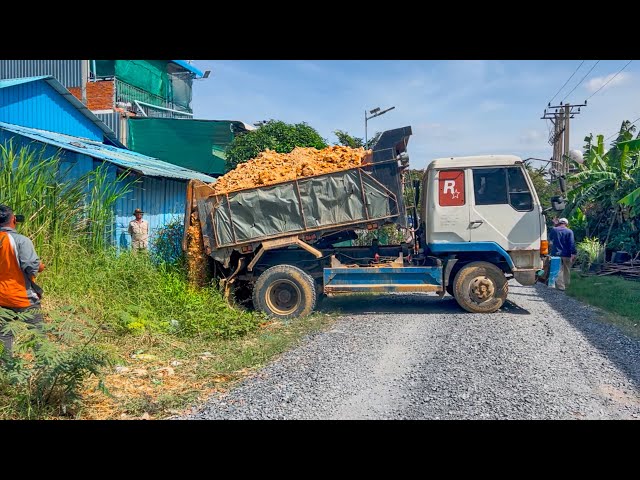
[548,217,576,291]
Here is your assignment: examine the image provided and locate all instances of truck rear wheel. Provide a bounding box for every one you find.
[452,261,508,313]
[252,265,317,319]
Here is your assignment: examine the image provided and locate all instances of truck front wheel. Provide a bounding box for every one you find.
[253,265,317,319]
[452,261,508,313]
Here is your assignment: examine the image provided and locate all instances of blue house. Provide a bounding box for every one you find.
[0,76,216,249]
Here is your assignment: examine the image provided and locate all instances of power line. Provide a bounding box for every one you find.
[605,115,640,142]
[548,60,584,104]
[562,60,600,103]
[586,60,633,101]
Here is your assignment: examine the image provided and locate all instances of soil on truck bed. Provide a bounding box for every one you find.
[212,145,372,195]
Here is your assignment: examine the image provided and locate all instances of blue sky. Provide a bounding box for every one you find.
[190,60,640,170]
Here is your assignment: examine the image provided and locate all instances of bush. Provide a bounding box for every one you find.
[150,217,186,269]
[0,307,113,419]
[576,237,605,273]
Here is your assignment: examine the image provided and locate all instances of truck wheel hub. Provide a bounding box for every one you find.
[470,276,494,302]
[266,280,301,315]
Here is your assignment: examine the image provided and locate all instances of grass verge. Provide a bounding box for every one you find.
[567,271,640,338]
[76,312,336,419]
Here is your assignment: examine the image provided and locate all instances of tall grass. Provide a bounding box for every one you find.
[0,141,85,259]
[0,140,135,267]
[44,246,260,339]
[83,163,134,251]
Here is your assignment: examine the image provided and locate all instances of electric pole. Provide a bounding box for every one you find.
[541,101,586,177]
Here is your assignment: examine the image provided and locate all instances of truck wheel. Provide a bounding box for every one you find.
[452,261,508,313]
[252,265,317,319]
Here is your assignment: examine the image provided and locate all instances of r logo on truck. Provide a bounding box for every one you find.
[439,170,465,206]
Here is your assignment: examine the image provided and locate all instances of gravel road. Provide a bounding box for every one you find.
[182,282,640,420]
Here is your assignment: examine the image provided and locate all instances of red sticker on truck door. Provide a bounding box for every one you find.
[439,170,465,206]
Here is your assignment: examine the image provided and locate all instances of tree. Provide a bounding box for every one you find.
[334,130,380,150]
[225,120,327,170]
[566,120,640,251]
[525,164,556,211]
[334,130,364,148]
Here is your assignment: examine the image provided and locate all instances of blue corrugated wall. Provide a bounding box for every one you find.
[0,80,103,141]
[1,131,187,251]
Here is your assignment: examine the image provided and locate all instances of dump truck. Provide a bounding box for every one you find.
[184,126,553,319]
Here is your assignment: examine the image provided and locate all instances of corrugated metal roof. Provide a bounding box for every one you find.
[0,75,124,148]
[0,75,52,87]
[170,60,204,77]
[0,122,216,183]
[0,61,82,87]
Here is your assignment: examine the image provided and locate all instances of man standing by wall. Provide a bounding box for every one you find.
[0,205,46,358]
[548,217,576,291]
[128,208,149,250]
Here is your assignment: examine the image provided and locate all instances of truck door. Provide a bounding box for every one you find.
[469,166,540,250]
[428,169,471,243]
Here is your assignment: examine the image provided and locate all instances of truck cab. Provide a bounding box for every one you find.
[422,155,547,287]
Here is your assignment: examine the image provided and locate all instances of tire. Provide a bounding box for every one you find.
[452,261,508,313]
[252,265,317,319]
[446,285,454,297]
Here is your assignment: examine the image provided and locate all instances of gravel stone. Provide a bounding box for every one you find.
[180,281,640,420]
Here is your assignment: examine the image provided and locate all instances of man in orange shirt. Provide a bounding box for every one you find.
[0,205,46,358]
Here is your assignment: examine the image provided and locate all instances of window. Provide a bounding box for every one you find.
[472,167,533,211]
[473,168,508,205]
[507,168,533,211]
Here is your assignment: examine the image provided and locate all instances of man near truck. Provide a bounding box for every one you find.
[0,205,46,359]
[548,217,576,291]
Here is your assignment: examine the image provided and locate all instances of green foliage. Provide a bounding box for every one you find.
[565,120,640,253]
[0,141,135,268]
[225,120,328,170]
[526,164,556,211]
[606,223,638,253]
[83,163,135,251]
[354,224,405,247]
[43,246,261,339]
[575,237,605,273]
[0,307,112,419]
[150,217,186,268]
[334,130,364,148]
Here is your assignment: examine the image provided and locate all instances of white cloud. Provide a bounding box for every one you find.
[585,72,630,93]
[519,129,546,145]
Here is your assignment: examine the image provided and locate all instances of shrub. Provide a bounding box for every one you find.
[576,237,605,273]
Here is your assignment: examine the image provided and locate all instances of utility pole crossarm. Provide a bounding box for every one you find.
[540,101,587,177]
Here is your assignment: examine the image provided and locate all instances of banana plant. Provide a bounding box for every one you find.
[566,120,640,247]
[617,137,640,217]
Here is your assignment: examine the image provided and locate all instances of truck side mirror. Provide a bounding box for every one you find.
[551,196,565,211]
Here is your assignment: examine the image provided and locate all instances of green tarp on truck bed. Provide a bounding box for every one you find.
[210,167,398,248]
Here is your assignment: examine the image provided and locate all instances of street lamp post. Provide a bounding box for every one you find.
[365,106,395,145]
